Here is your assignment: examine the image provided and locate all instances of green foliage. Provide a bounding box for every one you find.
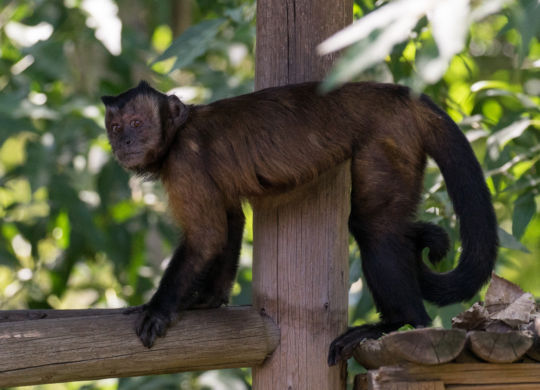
[152,18,228,71]
[0,0,538,389]
[397,324,415,332]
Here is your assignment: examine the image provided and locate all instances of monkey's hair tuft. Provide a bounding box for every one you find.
[101,80,165,108]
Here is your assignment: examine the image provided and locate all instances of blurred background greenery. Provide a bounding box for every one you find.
[0,0,538,389]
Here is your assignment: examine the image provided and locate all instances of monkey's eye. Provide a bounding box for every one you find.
[111,123,120,133]
[130,119,142,128]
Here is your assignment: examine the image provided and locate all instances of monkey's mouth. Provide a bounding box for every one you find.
[115,151,144,167]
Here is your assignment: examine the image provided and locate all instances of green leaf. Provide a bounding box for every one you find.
[487,118,531,149]
[498,227,530,253]
[397,324,415,331]
[0,247,17,267]
[511,0,540,64]
[512,193,536,239]
[423,0,469,83]
[152,18,227,70]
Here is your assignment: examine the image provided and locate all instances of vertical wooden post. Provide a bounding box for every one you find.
[253,1,353,389]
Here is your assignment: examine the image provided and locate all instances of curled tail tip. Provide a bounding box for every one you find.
[413,222,450,265]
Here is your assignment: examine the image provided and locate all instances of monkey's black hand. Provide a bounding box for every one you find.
[125,303,177,348]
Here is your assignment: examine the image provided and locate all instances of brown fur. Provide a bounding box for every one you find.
[101,81,497,364]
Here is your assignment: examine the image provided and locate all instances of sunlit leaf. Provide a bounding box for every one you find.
[469,0,511,21]
[512,193,536,239]
[322,18,421,90]
[422,0,469,83]
[472,84,538,108]
[152,18,227,70]
[319,0,488,87]
[487,118,531,149]
[471,80,514,92]
[319,0,430,89]
[318,0,432,55]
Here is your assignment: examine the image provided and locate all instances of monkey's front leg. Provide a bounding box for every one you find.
[130,243,187,347]
[132,199,228,348]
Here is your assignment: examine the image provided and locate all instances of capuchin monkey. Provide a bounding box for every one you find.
[101,81,498,365]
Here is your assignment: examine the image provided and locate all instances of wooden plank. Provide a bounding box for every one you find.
[354,374,369,390]
[448,385,540,390]
[376,382,445,390]
[354,338,402,369]
[253,0,352,389]
[0,306,279,387]
[372,364,540,385]
[367,372,446,390]
[383,328,466,365]
[354,329,466,369]
[0,308,125,322]
[468,331,533,363]
[454,347,483,363]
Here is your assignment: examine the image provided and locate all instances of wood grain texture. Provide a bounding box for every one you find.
[253,163,351,389]
[353,338,402,369]
[467,330,533,363]
[353,328,466,369]
[253,0,352,389]
[383,328,466,365]
[370,382,445,390]
[0,307,279,387]
[255,0,352,88]
[0,308,126,322]
[372,363,540,385]
[448,385,540,390]
[354,374,369,390]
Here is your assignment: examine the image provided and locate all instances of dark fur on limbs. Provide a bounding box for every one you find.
[101,81,498,361]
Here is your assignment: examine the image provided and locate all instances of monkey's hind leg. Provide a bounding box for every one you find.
[328,220,431,365]
[193,206,245,308]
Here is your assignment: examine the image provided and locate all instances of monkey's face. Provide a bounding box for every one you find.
[104,94,163,171]
[102,81,189,173]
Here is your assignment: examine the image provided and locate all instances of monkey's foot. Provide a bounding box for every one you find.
[328,323,400,366]
[124,304,176,348]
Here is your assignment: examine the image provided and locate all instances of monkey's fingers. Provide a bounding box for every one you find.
[134,308,173,348]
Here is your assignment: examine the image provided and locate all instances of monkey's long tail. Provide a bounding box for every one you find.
[417,95,498,306]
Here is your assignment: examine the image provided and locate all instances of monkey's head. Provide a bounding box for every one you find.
[101,81,189,173]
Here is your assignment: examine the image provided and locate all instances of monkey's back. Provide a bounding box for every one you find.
[185,82,424,198]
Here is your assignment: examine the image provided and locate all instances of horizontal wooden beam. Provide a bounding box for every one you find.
[370,363,540,386]
[0,306,279,387]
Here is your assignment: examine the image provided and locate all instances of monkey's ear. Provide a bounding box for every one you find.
[167,94,189,128]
